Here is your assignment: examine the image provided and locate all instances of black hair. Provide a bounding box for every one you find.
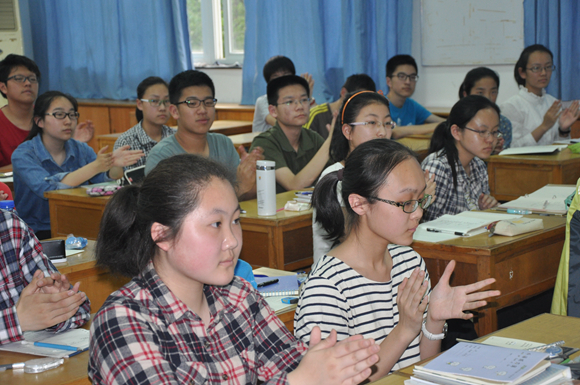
[168,70,215,105]
[458,67,500,99]
[427,95,500,190]
[514,44,553,87]
[96,154,236,277]
[262,55,296,83]
[267,75,309,106]
[386,54,418,78]
[313,139,416,244]
[342,74,376,93]
[0,54,41,98]
[329,91,390,163]
[26,91,78,140]
[135,76,169,122]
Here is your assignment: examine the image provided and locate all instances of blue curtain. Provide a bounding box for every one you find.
[524,0,580,100]
[27,0,192,100]
[241,0,412,105]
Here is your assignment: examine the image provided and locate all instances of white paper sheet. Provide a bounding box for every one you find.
[498,145,568,155]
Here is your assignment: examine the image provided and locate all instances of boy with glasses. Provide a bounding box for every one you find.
[249,75,331,193]
[0,55,95,167]
[145,70,263,200]
[385,55,444,139]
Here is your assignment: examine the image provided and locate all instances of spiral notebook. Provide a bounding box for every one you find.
[255,275,299,297]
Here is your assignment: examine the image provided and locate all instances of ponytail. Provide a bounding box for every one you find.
[428,121,460,190]
[312,171,345,244]
[96,184,154,277]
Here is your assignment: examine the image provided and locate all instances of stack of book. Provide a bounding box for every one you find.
[407,342,572,385]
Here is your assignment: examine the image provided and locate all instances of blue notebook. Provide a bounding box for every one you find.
[255,275,299,297]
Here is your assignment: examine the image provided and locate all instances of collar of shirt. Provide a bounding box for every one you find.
[271,122,317,155]
[30,134,76,166]
[138,262,246,327]
[134,121,174,147]
[518,85,548,105]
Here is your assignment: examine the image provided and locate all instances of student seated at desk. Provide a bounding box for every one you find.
[0,209,90,345]
[312,90,436,265]
[296,139,500,381]
[145,70,263,200]
[306,74,376,140]
[11,91,142,239]
[113,76,175,180]
[385,55,444,139]
[501,44,579,147]
[253,55,315,133]
[89,154,380,385]
[0,54,95,167]
[250,75,331,193]
[421,96,500,222]
[459,67,512,153]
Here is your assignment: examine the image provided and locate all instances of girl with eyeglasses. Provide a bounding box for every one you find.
[459,67,512,154]
[421,95,500,222]
[89,154,381,385]
[11,91,142,239]
[114,76,175,180]
[501,44,579,147]
[312,91,435,266]
[295,139,499,380]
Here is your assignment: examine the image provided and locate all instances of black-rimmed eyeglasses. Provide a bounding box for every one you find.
[175,98,218,108]
[369,194,432,214]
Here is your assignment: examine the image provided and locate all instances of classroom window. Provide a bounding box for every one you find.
[186,0,245,66]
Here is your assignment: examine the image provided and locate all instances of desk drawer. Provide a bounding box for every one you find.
[493,239,563,306]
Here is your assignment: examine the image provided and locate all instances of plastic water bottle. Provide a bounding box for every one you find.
[256,160,276,216]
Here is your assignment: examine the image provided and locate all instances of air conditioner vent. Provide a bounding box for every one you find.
[0,0,17,31]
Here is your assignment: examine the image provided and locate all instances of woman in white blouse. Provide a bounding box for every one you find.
[501,44,579,147]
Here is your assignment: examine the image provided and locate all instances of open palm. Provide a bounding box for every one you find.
[428,260,500,322]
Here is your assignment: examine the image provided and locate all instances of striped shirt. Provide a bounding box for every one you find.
[294,244,430,372]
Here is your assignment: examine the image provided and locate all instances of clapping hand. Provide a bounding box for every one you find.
[427,260,500,323]
[112,145,144,167]
[73,120,95,143]
[559,100,580,131]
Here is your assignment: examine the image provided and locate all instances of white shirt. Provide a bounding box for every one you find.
[501,86,560,147]
[312,162,344,267]
[252,95,272,133]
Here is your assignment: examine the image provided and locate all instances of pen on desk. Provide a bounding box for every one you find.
[33,342,80,351]
[0,362,25,371]
[426,228,466,236]
[66,347,89,358]
[542,200,549,210]
[257,278,279,288]
[295,191,313,195]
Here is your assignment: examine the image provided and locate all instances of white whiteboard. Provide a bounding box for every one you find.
[421,0,524,66]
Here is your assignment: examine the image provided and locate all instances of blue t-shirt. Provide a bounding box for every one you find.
[389,98,432,126]
[11,135,108,232]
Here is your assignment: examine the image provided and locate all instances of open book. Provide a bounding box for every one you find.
[499,185,575,214]
[498,145,568,156]
[0,329,90,358]
[416,211,522,239]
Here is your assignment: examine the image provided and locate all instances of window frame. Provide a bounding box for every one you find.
[190,0,244,66]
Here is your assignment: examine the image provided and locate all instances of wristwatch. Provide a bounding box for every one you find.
[558,126,571,136]
[421,319,448,340]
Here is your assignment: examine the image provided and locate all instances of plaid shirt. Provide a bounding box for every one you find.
[421,150,490,222]
[113,121,175,170]
[0,209,91,345]
[89,262,307,385]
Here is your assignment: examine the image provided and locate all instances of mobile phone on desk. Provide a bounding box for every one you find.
[124,165,146,185]
[40,239,67,264]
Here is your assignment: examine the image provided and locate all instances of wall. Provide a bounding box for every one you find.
[198,68,244,104]
[410,0,523,109]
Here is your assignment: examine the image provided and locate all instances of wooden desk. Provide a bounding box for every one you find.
[397,134,431,163]
[394,313,580,382]
[488,148,580,201]
[57,241,130,312]
[240,190,313,272]
[45,188,109,239]
[230,131,260,149]
[411,214,566,336]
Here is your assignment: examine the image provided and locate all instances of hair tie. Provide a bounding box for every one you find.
[341,90,375,124]
[337,169,344,181]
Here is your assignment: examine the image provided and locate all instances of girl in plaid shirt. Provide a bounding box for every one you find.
[421,95,500,222]
[89,154,380,385]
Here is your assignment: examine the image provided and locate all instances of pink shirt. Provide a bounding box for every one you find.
[0,108,29,167]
